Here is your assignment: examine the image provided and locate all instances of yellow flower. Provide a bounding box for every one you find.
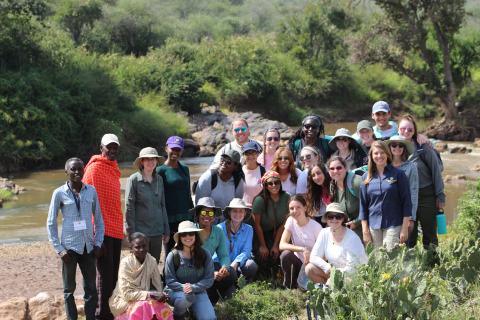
[401,276,410,285]
[380,273,392,281]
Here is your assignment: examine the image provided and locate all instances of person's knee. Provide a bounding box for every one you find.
[305,263,317,277]
[242,260,258,279]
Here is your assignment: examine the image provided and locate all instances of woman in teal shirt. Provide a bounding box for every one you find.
[157,136,194,251]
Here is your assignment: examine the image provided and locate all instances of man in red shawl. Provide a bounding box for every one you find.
[83,133,123,320]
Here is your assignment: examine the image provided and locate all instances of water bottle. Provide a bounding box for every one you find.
[436,209,447,234]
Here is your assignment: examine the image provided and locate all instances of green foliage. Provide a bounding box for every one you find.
[0,188,14,201]
[215,282,306,320]
[54,0,102,44]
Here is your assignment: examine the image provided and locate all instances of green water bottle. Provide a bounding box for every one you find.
[436,209,447,235]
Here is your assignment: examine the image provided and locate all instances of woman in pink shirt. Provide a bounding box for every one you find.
[242,141,265,207]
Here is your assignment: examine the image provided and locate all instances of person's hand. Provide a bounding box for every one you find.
[346,221,357,230]
[362,231,372,245]
[213,271,222,281]
[60,251,71,263]
[416,134,431,146]
[436,199,445,211]
[218,266,230,277]
[162,234,170,244]
[259,245,269,260]
[303,248,311,264]
[400,225,409,244]
[183,283,192,294]
[408,220,415,235]
[270,246,280,259]
[93,246,103,258]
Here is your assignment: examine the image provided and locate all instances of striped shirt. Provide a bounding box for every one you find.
[47,182,104,254]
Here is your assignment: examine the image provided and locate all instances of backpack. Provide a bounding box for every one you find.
[345,171,359,198]
[192,169,244,194]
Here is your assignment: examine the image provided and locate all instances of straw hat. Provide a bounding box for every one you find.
[173,221,203,243]
[321,202,349,223]
[223,198,252,221]
[133,147,165,169]
[189,197,222,220]
[385,135,415,156]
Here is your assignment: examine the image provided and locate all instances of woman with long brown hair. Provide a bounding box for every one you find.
[305,161,332,224]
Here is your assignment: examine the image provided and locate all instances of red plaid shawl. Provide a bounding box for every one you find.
[83,155,123,239]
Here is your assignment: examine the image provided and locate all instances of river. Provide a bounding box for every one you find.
[0,122,478,243]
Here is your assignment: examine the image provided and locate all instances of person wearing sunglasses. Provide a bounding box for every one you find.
[305,160,332,224]
[219,198,258,282]
[288,115,333,168]
[305,203,368,286]
[327,156,363,236]
[258,127,281,171]
[385,135,419,237]
[398,114,445,250]
[164,221,215,320]
[195,149,245,209]
[242,141,265,207]
[295,146,321,195]
[359,141,412,250]
[191,197,236,305]
[210,119,259,169]
[328,128,368,171]
[279,195,322,289]
[270,147,302,195]
[252,171,290,279]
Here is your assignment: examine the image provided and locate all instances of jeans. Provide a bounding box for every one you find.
[238,259,258,281]
[206,262,237,305]
[62,248,97,320]
[169,291,216,320]
[96,236,122,320]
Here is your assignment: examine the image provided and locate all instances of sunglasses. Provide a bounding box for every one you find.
[200,210,215,217]
[326,214,344,221]
[300,154,314,162]
[266,180,281,187]
[390,143,405,149]
[266,136,280,142]
[234,127,248,133]
[277,156,290,161]
[220,158,233,166]
[329,166,344,171]
[180,232,196,237]
[303,124,318,130]
[399,127,414,133]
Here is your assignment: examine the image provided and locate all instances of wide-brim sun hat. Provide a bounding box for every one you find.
[133,147,165,169]
[321,202,349,223]
[329,128,360,151]
[173,220,203,243]
[189,197,222,219]
[385,135,415,156]
[223,198,252,221]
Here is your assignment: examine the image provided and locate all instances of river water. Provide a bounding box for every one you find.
[1,122,478,243]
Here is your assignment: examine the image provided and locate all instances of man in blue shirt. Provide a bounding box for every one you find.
[47,158,105,320]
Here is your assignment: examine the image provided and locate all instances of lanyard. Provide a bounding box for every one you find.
[67,182,82,215]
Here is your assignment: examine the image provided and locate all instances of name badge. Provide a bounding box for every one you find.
[74,220,87,231]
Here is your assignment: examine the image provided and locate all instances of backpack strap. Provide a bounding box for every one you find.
[346,171,357,198]
[210,169,218,190]
[259,165,266,178]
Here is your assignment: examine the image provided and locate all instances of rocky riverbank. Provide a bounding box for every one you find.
[0,177,25,207]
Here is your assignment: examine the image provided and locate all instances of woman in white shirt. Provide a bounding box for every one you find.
[279,195,322,288]
[305,202,368,285]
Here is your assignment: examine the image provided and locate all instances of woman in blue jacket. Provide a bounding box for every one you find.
[359,141,412,250]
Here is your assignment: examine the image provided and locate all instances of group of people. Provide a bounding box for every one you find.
[47,100,445,320]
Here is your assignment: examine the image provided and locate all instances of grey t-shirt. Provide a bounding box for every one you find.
[194,169,245,209]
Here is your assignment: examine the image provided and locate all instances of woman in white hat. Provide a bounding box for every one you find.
[219,198,258,282]
[305,203,367,286]
[385,135,419,235]
[328,128,368,171]
[164,221,215,320]
[125,147,168,262]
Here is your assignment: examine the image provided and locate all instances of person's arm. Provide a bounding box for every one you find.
[358,182,372,244]
[271,223,285,258]
[92,188,105,248]
[425,147,446,207]
[46,190,64,254]
[309,231,332,273]
[191,251,215,293]
[158,177,170,237]
[164,252,184,292]
[124,175,136,238]
[194,170,212,205]
[184,165,194,209]
[117,258,149,301]
[409,163,419,221]
[397,171,412,243]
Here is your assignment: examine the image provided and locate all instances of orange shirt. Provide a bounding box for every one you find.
[83,155,123,239]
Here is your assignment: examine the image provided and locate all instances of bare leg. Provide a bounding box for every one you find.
[305,263,329,284]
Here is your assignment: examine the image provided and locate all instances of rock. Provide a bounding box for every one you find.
[474,138,480,148]
[449,145,471,154]
[423,118,475,141]
[182,139,200,158]
[472,164,480,172]
[0,297,28,320]
[28,292,64,320]
[444,174,468,183]
[434,142,448,153]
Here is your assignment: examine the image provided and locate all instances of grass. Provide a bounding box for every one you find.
[0,189,14,202]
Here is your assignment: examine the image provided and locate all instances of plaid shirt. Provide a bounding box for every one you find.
[83,155,124,239]
[47,182,104,254]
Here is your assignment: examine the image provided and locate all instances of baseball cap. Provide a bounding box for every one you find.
[101,133,120,146]
[242,141,262,154]
[166,136,184,149]
[357,120,373,132]
[372,101,390,114]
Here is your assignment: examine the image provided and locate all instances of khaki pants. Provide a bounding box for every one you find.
[370,226,401,250]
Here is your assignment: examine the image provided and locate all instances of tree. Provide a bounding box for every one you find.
[353,0,478,138]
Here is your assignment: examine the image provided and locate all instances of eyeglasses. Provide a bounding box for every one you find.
[180,232,196,237]
[200,210,215,217]
[399,127,414,133]
[300,154,313,161]
[303,124,318,130]
[220,158,233,166]
[266,180,281,187]
[233,127,248,133]
[329,166,344,171]
[266,136,280,142]
[277,156,289,161]
[390,143,405,149]
[326,214,343,221]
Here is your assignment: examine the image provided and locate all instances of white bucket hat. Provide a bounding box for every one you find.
[223,198,252,221]
[321,202,349,223]
[385,135,415,156]
[133,147,165,169]
[173,221,203,244]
